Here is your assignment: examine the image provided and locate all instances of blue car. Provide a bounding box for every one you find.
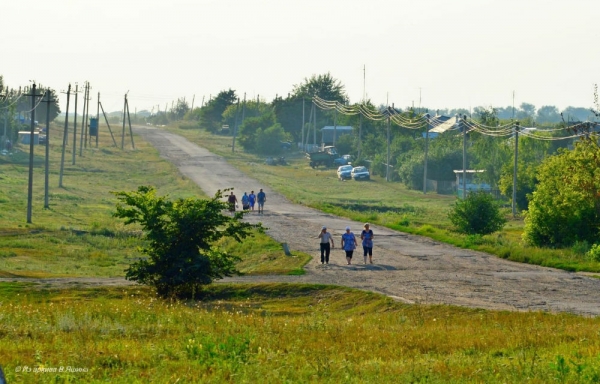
[337,165,353,180]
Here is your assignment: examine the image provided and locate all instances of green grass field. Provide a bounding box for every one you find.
[1,283,600,383]
[170,123,600,274]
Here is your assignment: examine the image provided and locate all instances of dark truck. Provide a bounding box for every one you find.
[306,146,339,168]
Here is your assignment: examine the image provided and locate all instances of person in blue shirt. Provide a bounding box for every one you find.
[341,226,357,265]
[361,223,374,264]
[248,191,256,212]
[256,189,266,215]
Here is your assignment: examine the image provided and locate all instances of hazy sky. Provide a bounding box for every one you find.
[3,0,599,114]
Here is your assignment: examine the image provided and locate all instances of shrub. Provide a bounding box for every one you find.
[587,244,600,262]
[448,191,506,235]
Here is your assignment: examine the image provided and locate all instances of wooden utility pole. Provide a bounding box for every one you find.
[72,84,79,165]
[512,121,520,217]
[99,100,117,147]
[79,82,87,156]
[59,84,71,188]
[191,94,195,111]
[26,83,40,223]
[386,108,390,182]
[84,82,91,149]
[43,90,51,208]
[333,109,337,147]
[232,98,240,152]
[462,115,467,199]
[125,96,135,149]
[301,98,305,151]
[423,114,430,194]
[121,94,127,149]
[96,92,100,147]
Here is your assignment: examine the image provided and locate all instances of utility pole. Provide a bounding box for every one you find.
[386,108,390,182]
[59,84,71,188]
[125,96,135,149]
[232,98,240,152]
[357,113,362,160]
[99,99,117,147]
[43,90,51,209]
[191,94,195,111]
[72,84,79,165]
[83,82,91,149]
[26,83,40,223]
[423,114,430,194]
[512,121,520,217]
[301,98,305,151]
[332,109,337,147]
[313,100,317,145]
[462,115,467,199]
[79,82,87,156]
[96,92,100,147]
[122,94,127,149]
[241,92,246,125]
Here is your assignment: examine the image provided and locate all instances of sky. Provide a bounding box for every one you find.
[2,0,599,115]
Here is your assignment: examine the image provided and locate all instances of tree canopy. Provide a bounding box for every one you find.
[113,186,261,297]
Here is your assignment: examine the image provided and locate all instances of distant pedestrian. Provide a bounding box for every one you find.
[241,192,250,210]
[341,226,357,265]
[248,190,256,211]
[318,226,334,264]
[361,223,374,264]
[227,191,238,215]
[257,188,266,215]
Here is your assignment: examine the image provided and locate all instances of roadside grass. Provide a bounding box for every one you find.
[1,282,600,383]
[0,123,308,278]
[168,125,600,273]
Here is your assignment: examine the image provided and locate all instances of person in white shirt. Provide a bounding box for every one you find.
[318,226,334,264]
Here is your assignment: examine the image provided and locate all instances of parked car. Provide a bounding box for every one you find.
[337,165,353,180]
[351,166,370,181]
[333,154,353,166]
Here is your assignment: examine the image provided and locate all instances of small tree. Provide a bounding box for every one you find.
[113,186,260,297]
[448,191,506,235]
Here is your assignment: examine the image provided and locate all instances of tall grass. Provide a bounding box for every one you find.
[1,283,599,383]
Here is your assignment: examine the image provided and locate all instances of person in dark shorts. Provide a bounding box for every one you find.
[361,223,374,264]
[341,226,357,265]
[318,226,334,264]
[227,191,238,215]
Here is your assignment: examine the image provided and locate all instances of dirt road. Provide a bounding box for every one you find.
[129,126,600,316]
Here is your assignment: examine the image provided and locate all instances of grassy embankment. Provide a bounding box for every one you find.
[171,122,600,273]
[2,283,600,383]
[0,123,309,279]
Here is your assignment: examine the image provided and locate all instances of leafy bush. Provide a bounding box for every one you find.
[587,244,600,262]
[523,138,600,247]
[113,186,261,298]
[448,191,506,235]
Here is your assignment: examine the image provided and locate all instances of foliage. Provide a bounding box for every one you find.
[587,243,600,262]
[238,111,276,152]
[255,123,286,155]
[523,137,600,247]
[448,191,506,235]
[113,186,260,297]
[292,72,348,103]
[199,89,237,133]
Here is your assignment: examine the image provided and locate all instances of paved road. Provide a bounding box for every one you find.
[136,126,600,316]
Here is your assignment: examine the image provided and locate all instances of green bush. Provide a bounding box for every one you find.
[587,244,600,262]
[448,191,506,235]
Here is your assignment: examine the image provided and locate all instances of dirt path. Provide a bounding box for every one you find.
[124,126,600,316]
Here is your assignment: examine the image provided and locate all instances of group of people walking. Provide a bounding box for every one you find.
[318,223,374,265]
[227,189,266,215]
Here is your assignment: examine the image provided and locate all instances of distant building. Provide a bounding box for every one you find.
[321,126,353,146]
